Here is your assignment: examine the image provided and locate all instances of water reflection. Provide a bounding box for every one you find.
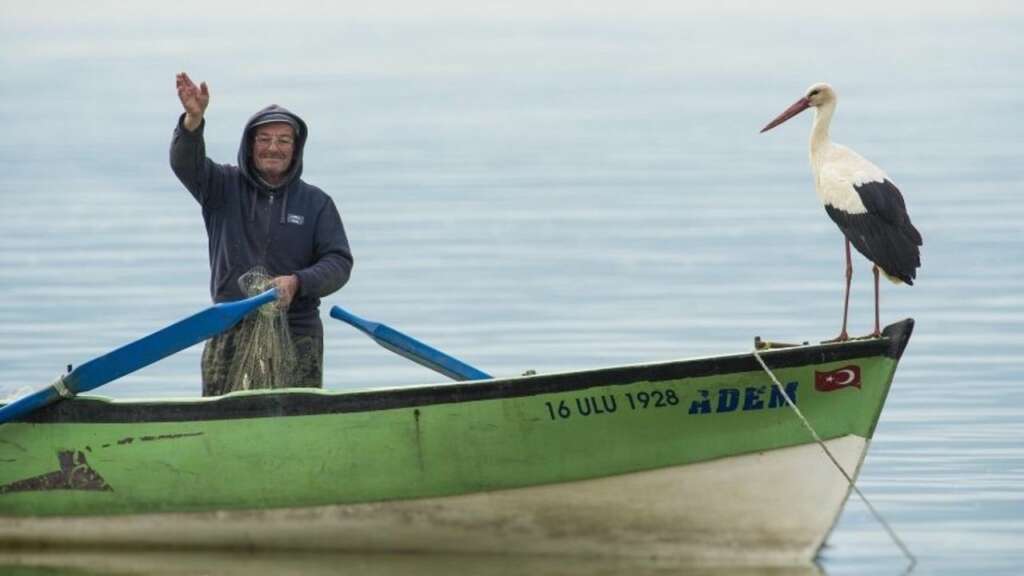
[0,550,823,576]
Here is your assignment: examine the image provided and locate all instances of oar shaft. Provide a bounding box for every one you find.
[0,386,63,424]
[0,289,278,424]
[69,289,278,396]
[330,306,492,382]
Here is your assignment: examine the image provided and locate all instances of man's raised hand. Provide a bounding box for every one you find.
[176,72,209,131]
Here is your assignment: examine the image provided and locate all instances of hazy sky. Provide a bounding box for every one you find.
[3,0,1021,23]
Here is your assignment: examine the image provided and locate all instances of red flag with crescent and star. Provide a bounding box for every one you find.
[815,365,861,392]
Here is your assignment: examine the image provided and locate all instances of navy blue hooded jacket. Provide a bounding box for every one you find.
[170,105,353,336]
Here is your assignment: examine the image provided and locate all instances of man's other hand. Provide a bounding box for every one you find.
[272,275,300,309]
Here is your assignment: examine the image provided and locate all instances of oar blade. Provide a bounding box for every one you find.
[330,305,492,382]
[0,289,278,424]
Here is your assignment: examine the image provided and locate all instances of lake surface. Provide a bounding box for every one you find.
[1,3,1021,574]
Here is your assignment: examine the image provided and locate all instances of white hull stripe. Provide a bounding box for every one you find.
[0,435,870,565]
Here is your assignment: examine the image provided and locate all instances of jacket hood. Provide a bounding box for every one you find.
[238,104,308,191]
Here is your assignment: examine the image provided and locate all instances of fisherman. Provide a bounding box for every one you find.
[171,72,353,396]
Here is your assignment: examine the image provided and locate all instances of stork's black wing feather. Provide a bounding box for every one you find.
[825,180,922,284]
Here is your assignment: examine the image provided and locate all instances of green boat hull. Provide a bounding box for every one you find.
[0,320,913,563]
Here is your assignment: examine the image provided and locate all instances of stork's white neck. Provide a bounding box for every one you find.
[809,100,836,159]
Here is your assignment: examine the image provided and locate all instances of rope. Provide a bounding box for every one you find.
[51,374,74,399]
[751,348,917,569]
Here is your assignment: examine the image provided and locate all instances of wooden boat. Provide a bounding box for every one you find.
[0,319,913,566]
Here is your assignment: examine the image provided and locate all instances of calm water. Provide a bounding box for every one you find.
[1,3,1022,574]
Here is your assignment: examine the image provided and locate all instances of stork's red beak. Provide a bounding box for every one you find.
[760,97,811,133]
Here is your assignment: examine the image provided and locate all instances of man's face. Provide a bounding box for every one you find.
[252,123,296,183]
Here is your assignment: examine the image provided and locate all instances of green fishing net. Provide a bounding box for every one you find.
[226,266,298,390]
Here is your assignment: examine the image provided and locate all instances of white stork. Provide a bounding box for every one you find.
[760,83,922,341]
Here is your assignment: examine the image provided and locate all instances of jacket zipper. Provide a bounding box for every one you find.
[264,193,275,261]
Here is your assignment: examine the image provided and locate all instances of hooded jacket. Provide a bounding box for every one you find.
[170,105,353,336]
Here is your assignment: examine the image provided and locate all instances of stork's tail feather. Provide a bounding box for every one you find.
[878,233,920,285]
[881,268,913,286]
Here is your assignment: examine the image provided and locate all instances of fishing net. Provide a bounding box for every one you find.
[226,266,298,391]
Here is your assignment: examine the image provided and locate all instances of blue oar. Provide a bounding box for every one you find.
[330,305,492,382]
[0,289,278,424]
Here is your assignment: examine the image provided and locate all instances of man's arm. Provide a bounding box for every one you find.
[293,198,354,300]
[170,73,227,209]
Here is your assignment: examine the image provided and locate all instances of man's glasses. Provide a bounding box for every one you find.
[254,135,294,149]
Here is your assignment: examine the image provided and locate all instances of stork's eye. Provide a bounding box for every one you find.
[809,89,820,97]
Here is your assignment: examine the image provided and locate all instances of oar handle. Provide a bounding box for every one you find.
[329,305,380,337]
[330,306,492,382]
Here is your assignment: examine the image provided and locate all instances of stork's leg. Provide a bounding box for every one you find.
[827,239,853,342]
[872,264,881,338]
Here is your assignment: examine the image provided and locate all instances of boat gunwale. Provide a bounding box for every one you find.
[9,319,913,425]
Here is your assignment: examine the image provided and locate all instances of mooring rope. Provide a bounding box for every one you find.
[751,348,917,569]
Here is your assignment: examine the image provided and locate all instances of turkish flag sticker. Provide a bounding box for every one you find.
[815,365,861,392]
